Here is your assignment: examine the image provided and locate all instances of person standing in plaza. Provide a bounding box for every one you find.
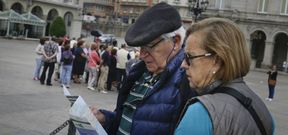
[106,47,117,91]
[72,40,87,83]
[87,43,101,91]
[116,44,129,90]
[33,37,46,80]
[91,3,194,134]
[70,37,77,49]
[83,41,91,84]
[266,64,278,101]
[60,41,74,88]
[54,38,64,82]
[97,45,110,93]
[40,37,58,86]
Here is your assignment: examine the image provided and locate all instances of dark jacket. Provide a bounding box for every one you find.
[267,71,277,81]
[100,48,195,135]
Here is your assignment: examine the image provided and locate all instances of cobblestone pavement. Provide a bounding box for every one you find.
[0,39,287,135]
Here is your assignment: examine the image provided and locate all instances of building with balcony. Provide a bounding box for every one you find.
[0,0,83,38]
[83,0,114,21]
[81,0,288,69]
[115,0,158,24]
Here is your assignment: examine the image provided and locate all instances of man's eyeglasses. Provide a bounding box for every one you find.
[184,52,213,66]
[142,38,165,50]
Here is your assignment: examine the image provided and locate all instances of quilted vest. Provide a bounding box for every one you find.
[187,79,273,135]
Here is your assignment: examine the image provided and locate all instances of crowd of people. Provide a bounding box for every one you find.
[32,36,140,93]
[33,2,276,135]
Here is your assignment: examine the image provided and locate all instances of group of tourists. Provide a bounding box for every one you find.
[32,36,140,93]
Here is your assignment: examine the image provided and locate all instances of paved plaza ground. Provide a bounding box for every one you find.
[0,39,287,135]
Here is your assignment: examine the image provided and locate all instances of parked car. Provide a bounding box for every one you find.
[99,34,116,43]
[91,30,103,37]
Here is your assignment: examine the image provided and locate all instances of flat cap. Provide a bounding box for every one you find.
[125,2,182,47]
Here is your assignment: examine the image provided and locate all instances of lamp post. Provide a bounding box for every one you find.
[188,0,209,22]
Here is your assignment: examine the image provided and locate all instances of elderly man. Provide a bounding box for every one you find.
[92,2,195,135]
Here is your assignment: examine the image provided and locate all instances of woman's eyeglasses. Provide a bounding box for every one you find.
[184,52,213,66]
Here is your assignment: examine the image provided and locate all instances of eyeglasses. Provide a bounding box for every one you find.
[184,52,213,66]
[141,38,165,50]
[140,38,165,55]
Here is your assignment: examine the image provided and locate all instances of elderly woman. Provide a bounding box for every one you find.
[175,18,274,135]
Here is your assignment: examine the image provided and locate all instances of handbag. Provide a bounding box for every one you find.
[268,79,276,85]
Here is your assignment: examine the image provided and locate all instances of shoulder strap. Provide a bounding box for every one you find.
[211,87,267,135]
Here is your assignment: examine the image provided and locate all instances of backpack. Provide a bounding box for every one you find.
[63,51,73,64]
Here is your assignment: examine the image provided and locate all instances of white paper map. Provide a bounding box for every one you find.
[63,86,107,135]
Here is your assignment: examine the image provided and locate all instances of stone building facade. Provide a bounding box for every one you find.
[82,0,288,69]
[203,0,288,69]
[83,0,114,21]
[0,0,83,38]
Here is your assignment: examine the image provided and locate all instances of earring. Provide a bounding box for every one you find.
[212,71,216,74]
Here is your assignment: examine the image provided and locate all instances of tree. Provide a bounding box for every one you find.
[49,16,66,37]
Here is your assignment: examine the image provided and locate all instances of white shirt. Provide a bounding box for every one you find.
[56,45,62,63]
[35,44,44,59]
[116,48,129,69]
[70,40,77,48]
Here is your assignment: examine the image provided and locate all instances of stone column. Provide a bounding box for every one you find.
[246,38,256,70]
[6,21,10,36]
[262,40,274,67]
[70,19,82,38]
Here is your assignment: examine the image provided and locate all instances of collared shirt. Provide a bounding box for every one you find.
[43,41,58,63]
[117,72,161,135]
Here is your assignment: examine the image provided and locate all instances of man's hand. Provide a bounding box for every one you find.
[90,106,106,125]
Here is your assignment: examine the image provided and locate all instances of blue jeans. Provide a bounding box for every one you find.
[33,58,43,78]
[268,85,275,99]
[61,65,72,86]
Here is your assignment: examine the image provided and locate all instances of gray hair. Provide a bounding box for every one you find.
[161,26,186,46]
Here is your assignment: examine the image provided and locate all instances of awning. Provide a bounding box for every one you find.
[0,9,46,26]
[21,12,46,26]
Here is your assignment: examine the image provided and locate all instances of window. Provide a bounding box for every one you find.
[281,0,288,14]
[215,0,224,9]
[258,0,269,13]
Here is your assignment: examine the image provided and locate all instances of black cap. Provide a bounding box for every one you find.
[125,2,182,47]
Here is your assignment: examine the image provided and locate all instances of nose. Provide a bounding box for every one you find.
[181,60,188,69]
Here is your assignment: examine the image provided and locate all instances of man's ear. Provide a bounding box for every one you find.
[173,34,181,50]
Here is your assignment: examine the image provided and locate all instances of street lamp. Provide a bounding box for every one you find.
[188,0,209,22]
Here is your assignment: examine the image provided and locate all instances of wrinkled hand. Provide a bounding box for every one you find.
[90,106,105,125]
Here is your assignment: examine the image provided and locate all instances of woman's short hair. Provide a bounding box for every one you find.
[39,37,46,45]
[63,41,70,51]
[186,18,251,83]
[111,48,117,55]
[77,40,85,47]
[90,43,98,50]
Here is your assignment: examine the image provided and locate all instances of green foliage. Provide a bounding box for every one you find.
[49,17,66,37]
